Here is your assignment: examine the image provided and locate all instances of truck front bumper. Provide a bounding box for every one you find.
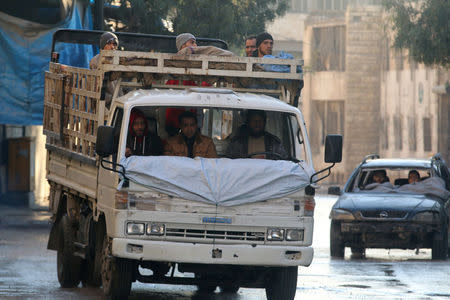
[112,238,313,267]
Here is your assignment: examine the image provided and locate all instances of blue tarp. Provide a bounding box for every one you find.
[0,4,94,125]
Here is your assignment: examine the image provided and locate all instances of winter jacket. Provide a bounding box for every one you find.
[126,110,163,156]
[226,131,287,160]
[164,133,217,158]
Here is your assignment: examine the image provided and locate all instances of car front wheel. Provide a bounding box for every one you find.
[330,221,345,258]
[432,227,448,260]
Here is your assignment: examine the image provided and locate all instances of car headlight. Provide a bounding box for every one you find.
[126,222,145,235]
[147,223,165,235]
[412,211,437,223]
[329,209,355,221]
[286,229,304,241]
[267,228,285,241]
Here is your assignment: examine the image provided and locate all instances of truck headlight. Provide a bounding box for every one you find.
[286,229,304,241]
[126,222,145,235]
[147,223,165,236]
[267,228,285,241]
[329,209,355,221]
[412,211,437,223]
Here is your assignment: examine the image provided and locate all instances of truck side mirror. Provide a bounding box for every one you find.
[324,134,342,163]
[96,126,116,157]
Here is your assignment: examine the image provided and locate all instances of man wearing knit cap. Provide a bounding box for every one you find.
[89,32,122,107]
[176,33,197,52]
[255,32,273,57]
[89,32,119,69]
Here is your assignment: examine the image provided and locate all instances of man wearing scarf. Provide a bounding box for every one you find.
[125,109,163,157]
[164,111,217,158]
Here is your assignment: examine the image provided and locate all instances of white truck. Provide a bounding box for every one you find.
[44,30,342,299]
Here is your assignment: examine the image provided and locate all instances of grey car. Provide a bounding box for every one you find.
[329,154,450,260]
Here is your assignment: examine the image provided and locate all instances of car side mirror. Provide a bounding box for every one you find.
[324,134,342,163]
[328,186,341,196]
[96,126,116,157]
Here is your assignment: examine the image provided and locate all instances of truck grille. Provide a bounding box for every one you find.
[165,227,266,241]
[360,210,407,219]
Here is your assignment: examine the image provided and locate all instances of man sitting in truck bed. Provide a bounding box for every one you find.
[226,110,287,160]
[164,111,217,158]
[125,109,163,157]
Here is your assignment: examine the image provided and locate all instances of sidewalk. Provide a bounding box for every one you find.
[0,204,52,228]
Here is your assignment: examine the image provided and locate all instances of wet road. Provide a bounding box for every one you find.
[1,195,449,299]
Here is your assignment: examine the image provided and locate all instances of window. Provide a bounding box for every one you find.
[312,26,346,71]
[291,0,308,13]
[393,116,402,150]
[311,100,345,147]
[408,117,416,151]
[381,116,389,150]
[423,117,432,151]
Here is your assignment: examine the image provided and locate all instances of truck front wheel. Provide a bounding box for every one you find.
[265,267,298,300]
[101,235,134,298]
[57,215,81,288]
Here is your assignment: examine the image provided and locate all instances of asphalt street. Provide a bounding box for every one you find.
[0,196,449,299]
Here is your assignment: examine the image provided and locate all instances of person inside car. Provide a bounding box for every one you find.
[372,170,390,184]
[408,170,421,184]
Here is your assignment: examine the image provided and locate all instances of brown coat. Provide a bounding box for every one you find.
[164,134,217,158]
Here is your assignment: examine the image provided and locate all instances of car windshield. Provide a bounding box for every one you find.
[346,166,450,200]
[350,168,432,191]
[122,106,307,161]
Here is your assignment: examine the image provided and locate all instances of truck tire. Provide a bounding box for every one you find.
[432,228,448,260]
[330,221,345,258]
[265,267,297,300]
[81,220,102,287]
[101,235,133,298]
[219,284,239,293]
[351,247,366,257]
[57,215,81,288]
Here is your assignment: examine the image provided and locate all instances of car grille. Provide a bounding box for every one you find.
[360,210,407,219]
[165,227,266,241]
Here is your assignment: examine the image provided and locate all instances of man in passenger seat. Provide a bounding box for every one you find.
[226,110,287,159]
[408,170,420,184]
[164,111,217,158]
[125,109,163,157]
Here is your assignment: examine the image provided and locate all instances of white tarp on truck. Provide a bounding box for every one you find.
[120,156,314,206]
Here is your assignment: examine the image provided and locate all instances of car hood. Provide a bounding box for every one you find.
[334,192,440,212]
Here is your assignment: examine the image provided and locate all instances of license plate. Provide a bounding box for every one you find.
[202,217,232,224]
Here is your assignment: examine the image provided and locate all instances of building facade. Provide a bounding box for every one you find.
[302,4,449,183]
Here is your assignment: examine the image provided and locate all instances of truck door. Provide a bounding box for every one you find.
[97,107,123,209]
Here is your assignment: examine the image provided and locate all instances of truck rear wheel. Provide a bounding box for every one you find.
[57,215,81,288]
[101,235,133,298]
[330,220,345,258]
[220,284,239,293]
[265,267,297,300]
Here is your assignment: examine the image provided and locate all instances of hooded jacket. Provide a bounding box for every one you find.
[126,110,163,156]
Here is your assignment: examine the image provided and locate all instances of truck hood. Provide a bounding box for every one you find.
[120,156,314,206]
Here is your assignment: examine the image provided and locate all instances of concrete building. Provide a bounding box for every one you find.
[301,3,449,183]
[0,126,49,208]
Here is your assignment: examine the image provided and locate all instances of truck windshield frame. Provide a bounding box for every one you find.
[118,106,307,162]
